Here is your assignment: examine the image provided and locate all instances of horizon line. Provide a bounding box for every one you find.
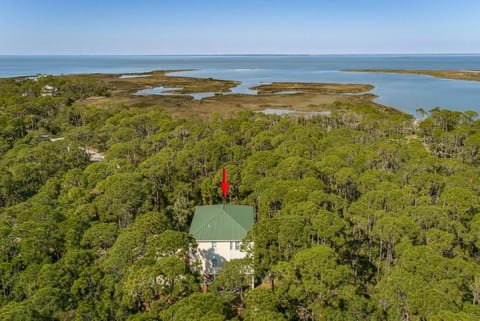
[1,53,480,57]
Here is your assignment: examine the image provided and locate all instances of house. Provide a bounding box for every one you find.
[189,204,254,276]
[40,85,58,97]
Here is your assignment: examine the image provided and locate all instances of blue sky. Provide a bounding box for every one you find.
[1,0,479,54]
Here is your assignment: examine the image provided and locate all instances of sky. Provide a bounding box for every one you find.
[0,0,479,55]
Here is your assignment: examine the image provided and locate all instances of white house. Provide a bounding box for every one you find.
[40,85,58,97]
[189,204,254,276]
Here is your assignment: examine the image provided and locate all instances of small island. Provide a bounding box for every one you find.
[251,82,374,94]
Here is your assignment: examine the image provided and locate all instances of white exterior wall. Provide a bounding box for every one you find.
[195,240,247,275]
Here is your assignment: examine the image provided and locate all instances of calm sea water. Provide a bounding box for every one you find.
[1,55,480,115]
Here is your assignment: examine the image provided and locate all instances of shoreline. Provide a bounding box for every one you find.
[344,69,480,82]
[11,69,409,119]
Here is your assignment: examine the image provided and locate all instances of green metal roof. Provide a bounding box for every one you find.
[189,204,254,241]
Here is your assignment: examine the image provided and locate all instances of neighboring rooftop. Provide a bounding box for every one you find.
[189,204,254,241]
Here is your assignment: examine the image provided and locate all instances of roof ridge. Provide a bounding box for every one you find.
[190,204,254,241]
[190,209,219,235]
[191,205,246,234]
[220,206,249,234]
[221,204,250,230]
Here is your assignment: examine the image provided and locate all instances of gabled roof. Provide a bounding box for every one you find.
[189,204,254,241]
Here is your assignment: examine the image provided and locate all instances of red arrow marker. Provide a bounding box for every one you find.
[221,167,229,199]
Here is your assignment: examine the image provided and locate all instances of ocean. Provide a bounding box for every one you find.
[1,55,480,115]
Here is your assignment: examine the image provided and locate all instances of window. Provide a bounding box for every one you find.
[212,257,218,268]
[230,241,234,250]
[235,241,241,250]
[212,241,217,251]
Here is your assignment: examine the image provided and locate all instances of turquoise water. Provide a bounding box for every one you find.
[1,55,480,114]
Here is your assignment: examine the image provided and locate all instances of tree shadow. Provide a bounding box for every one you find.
[197,247,227,276]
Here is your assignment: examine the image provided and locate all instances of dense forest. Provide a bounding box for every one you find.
[1,75,480,321]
